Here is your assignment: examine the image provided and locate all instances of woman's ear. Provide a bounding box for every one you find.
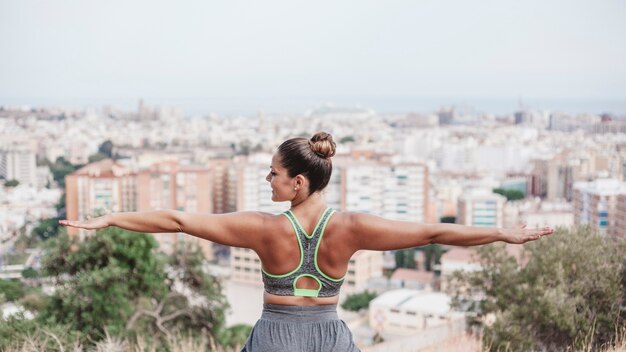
[295,174,307,189]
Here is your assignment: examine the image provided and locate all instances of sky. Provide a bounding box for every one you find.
[1,0,626,114]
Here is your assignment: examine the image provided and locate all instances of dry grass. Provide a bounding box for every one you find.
[3,326,623,352]
[1,330,243,352]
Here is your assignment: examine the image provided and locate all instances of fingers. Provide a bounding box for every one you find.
[525,227,554,242]
[58,219,86,228]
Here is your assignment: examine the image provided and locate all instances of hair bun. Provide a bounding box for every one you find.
[309,132,336,159]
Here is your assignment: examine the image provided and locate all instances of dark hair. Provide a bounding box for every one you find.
[277,131,336,194]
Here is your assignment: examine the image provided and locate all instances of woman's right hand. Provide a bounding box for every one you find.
[59,216,110,230]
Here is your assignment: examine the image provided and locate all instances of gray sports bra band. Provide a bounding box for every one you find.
[261,207,345,297]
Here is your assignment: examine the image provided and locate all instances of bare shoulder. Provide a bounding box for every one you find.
[339,211,386,231]
[325,210,363,248]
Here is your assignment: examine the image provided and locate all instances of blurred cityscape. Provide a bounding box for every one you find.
[1,101,625,350]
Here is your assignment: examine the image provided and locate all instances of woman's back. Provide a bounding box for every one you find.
[256,207,356,306]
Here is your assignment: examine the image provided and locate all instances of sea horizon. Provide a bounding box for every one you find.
[1,95,626,117]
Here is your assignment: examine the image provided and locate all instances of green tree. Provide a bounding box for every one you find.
[421,244,445,272]
[394,248,416,269]
[0,279,26,301]
[451,226,626,351]
[218,324,253,349]
[4,179,19,187]
[440,216,456,224]
[340,135,356,143]
[40,228,168,340]
[49,156,81,188]
[21,267,39,279]
[127,241,230,344]
[39,228,230,346]
[493,188,524,201]
[56,192,66,219]
[341,290,378,312]
[98,140,114,158]
[19,292,48,312]
[88,152,108,163]
[31,218,60,240]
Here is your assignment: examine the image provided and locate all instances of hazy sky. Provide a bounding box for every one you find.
[1,0,625,113]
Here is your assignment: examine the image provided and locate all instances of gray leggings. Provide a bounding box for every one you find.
[241,304,361,352]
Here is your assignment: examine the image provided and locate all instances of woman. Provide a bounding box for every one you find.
[60,131,553,352]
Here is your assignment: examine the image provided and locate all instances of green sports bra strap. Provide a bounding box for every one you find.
[285,207,331,239]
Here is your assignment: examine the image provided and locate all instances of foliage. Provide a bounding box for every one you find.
[451,226,626,351]
[493,188,525,201]
[339,135,355,143]
[421,244,445,272]
[98,140,114,158]
[4,179,19,187]
[0,279,26,301]
[32,217,60,240]
[39,228,167,341]
[125,242,230,344]
[0,315,84,351]
[55,192,66,214]
[48,156,81,188]
[88,152,108,163]
[440,216,456,224]
[14,231,39,250]
[341,290,378,312]
[21,266,39,279]
[19,291,48,312]
[394,248,416,269]
[36,228,230,347]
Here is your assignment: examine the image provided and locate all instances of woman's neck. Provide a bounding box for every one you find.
[290,191,325,211]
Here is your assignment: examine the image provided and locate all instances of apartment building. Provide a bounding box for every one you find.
[573,179,626,238]
[457,189,506,227]
[0,144,37,187]
[66,159,215,259]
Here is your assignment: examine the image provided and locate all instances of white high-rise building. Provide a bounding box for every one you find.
[230,155,289,285]
[343,163,385,214]
[573,179,626,238]
[0,144,37,187]
[457,189,506,227]
[341,161,428,222]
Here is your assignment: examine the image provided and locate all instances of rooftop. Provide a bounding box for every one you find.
[370,289,451,315]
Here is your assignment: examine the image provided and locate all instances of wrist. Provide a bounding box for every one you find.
[104,214,115,227]
[496,228,507,242]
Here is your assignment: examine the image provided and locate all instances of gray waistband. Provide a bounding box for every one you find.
[261,304,339,323]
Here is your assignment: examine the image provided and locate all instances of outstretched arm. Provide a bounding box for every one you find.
[59,210,268,249]
[347,213,553,251]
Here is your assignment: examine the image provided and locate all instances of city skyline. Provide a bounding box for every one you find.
[2,0,626,115]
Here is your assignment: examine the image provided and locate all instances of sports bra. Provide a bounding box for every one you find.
[261,207,345,297]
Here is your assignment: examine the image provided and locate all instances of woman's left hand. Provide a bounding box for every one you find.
[501,224,554,244]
